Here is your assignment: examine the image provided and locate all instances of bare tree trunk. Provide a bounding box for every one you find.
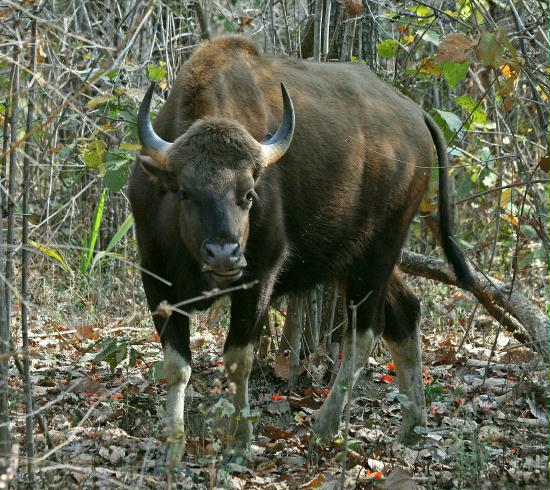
[303,287,321,355]
[192,1,210,40]
[277,294,303,388]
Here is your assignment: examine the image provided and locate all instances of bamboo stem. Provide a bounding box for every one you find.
[0,51,15,468]
[21,19,38,482]
[312,0,323,61]
[5,48,19,335]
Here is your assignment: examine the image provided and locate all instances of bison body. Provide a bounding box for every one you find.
[129,35,471,461]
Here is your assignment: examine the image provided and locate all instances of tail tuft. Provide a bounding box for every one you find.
[424,112,474,290]
[441,232,474,289]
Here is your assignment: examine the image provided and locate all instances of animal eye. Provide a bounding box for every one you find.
[177,188,188,200]
[239,189,256,207]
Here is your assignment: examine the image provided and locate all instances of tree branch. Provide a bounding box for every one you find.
[399,251,549,362]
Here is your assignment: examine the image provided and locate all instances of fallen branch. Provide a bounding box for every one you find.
[399,251,549,363]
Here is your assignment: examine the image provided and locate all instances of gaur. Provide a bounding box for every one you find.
[129,35,472,462]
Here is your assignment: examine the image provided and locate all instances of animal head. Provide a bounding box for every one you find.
[136,82,294,285]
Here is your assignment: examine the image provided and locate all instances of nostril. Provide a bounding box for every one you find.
[228,243,240,257]
[225,243,240,262]
[202,242,216,262]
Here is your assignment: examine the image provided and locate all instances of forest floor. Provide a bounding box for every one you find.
[9,274,549,490]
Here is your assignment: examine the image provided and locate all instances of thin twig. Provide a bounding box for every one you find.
[339,300,357,490]
[456,179,548,204]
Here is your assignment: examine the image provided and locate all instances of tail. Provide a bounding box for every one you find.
[424,113,474,289]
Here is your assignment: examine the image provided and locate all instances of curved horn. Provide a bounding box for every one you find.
[137,82,172,165]
[261,82,295,166]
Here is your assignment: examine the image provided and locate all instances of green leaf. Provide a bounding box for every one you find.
[475,31,505,68]
[432,109,464,142]
[147,63,166,82]
[86,94,115,109]
[346,439,363,450]
[129,348,140,368]
[90,251,124,271]
[409,5,433,17]
[105,166,127,192]
[377,39,399,58]
[441,60,470,88]
[457,0,473,21]
[90,214,134,271]
[29,240,71,273]
[93,338,130,370]
[119,142,141,151]
[408,5,434,24]
[80,139,106,171]
[223,20,236,32]
[104,150,132,192]
[109,342,128,369]
[94,338,118,363]
[80,189,107,275]
[455,95,487,125]
[105,69,118,80]
[106,214,134,254]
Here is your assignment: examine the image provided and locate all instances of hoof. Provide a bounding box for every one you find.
[225,418,252,458]
[223,439,250,460]
[397,422,425,446]
[306,431,323,464]
[166,440,186,469]
[310,407,341,443]
[222,446,250,464]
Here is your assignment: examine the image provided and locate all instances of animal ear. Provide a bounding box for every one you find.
[138,154,178,192]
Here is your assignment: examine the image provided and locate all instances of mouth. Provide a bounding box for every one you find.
[209,269,243,283]
[202,255,247,284]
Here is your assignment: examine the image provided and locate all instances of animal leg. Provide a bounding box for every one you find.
[312,267,391,443]
[224,343,255,452]
[163,343,192,467]
[223,282,275,455]
[142,274,192,467]
[383,272,426,443]
[312,329,377,442]
[384,332,426,443]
